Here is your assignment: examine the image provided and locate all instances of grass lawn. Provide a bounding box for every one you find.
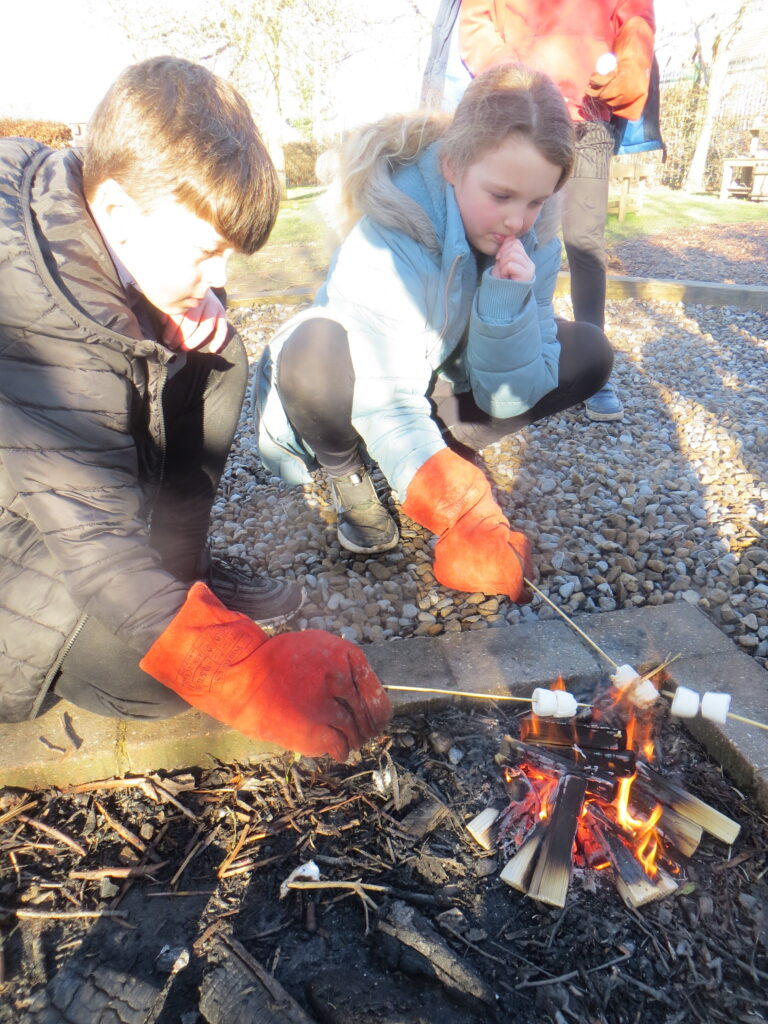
[605,188,768,242]
[227,184,768,294]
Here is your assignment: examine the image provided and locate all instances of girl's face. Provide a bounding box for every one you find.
[443,135,562,256]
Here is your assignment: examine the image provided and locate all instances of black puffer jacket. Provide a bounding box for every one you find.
[0,140,189,721]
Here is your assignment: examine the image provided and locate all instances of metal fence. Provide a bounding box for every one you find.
[655,56,768,192]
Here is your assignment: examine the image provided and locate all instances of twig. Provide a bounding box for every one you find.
[70,862,169,880]
[0,799,38,829]
[94,799,161,860]
[17,815,86,857]
[0,905,134,925]
[516,968,581,990]
[145,778,201,823]
[284,879,388,905]
[170,824,220,888]
[217,821,251,879]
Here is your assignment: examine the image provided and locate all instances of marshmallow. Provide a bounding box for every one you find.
[553,690,578,718]
[630,678,660,709]
[670,686,701,718]
[611,664,640,691]
[596,52,618,75]
[701,691,731,725]
[531,687,558,716]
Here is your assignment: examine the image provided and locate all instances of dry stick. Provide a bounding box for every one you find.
[17,815,86,857]
[70,863,169,881]
[0,905,133,925]
[94,799,160,861]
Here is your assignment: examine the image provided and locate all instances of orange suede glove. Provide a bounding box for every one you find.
[586,17,655,120]
[140,582,392,761]
[402,448,532,603]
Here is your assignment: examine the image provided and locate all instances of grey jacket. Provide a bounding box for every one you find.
[0,140,188,721]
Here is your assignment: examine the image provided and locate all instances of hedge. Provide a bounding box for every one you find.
[0,119,73,148]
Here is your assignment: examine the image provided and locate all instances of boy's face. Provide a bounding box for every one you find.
[91,184,233,315]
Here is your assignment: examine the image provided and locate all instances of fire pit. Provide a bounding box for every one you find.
[467,677,741,911]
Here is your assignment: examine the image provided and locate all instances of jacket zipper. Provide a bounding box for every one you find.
[31,611,89,720]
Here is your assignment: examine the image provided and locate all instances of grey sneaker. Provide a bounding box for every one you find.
[207,556,305,625]
[330,469,399,554]
[585,382,624,422]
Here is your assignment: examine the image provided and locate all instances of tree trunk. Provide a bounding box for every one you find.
[683,54,730,193]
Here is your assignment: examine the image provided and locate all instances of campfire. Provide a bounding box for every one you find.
[467,676,741,910]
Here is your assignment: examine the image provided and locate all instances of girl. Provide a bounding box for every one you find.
[253,63,613,604]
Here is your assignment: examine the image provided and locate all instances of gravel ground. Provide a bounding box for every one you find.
[211,293,768,677]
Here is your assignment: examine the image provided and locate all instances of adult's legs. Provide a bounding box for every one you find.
[277,318,398,552]
[52,616,189,720]
[561,119,623,421]
[561,120,613,331]
[431,319,612,453]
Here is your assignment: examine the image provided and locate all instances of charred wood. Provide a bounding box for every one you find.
[526,776,588,908]
[635,764,740,845]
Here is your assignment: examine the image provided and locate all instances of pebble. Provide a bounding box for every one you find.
[213,302,768,674]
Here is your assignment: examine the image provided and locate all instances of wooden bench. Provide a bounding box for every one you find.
[608,162,651,221]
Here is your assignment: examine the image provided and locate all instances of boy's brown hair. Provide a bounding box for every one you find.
[82,56,279,254]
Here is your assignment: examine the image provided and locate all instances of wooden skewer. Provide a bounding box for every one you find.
[383,684,592,708]
[659,689,768,734]
[523,577,619,668]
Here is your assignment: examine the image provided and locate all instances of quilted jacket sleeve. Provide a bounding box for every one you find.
[465,235,561,418]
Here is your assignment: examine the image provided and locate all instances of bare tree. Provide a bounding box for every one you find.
[101,0,368,191]
[681,0,751,193]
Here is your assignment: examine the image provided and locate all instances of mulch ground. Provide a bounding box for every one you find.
[606,222,768,287]
[1,693,767,1024]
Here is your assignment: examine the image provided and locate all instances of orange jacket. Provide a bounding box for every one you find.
[459,0,655,121]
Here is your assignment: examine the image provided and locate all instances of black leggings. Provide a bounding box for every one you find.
[277,317,612,473]
[51,336,248,720]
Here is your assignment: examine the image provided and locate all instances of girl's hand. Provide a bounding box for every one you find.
[491,237,535,282]
[160,290,230,352]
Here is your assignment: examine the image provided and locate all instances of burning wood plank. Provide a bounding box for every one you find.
[591,817,679,908]
[526,775,588,908]
[631,788,703,859]
[499,736,624,797]
[636,763,740,846]
[519,717,627,750]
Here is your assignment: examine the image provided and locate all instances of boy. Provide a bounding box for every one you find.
[0,57,391,761]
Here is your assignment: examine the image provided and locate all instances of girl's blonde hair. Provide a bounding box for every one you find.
[335,63,574,251]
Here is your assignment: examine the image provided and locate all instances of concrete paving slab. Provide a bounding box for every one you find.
[0,706,279,791]
[1,604,767,812]
[664,652,768,812]
[575,602,737,667]
[364,620,601,711]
